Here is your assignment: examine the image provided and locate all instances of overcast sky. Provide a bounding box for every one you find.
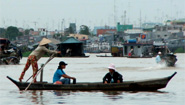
[0,0,185,31]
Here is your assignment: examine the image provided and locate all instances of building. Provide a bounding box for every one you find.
[69,34,88,41]
[142,22,163,32]
[150,25,184,40]
[38,28,47,36]
[97,29,116,36]
[116,22,133,32]
[93,26,116,36]
[69,23,77,34]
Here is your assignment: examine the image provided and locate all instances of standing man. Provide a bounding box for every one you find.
[128,49,134,57]
[103,63,123,84]
[53,61,76,84]
[19,38,61,82]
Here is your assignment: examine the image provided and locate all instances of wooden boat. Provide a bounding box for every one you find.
[62,55,90,58]
[163,53,177,66]
[7,72,176,91]
[96,55,113,57]
[127,56,152,58]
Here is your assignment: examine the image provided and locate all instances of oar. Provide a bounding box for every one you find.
[25,54,55,91]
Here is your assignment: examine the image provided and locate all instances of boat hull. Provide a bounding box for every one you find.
[7,72,176,91]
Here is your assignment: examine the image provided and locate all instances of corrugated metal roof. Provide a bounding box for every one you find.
[62,37,82,44]
[48,38,61,44]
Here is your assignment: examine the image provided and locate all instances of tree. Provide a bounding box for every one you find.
[53,33,61,39]
[79,25,90,35]
[25,29,30,35]
[30,28,34,31]
[19,32,23,36]
[175,48,185,53]
[5,26,21,40]
[0,28,6,38]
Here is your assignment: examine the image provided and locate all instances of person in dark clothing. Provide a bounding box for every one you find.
[103,63,123,84]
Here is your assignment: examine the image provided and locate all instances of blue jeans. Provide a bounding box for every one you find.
[60,78,70,84]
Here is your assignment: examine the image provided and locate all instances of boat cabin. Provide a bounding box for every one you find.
[122,42,153,57]
[57,37,86,57]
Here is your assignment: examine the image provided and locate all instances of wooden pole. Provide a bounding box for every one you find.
[40,64,44,82]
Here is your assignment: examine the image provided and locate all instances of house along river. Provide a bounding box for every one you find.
[0,53,184,105]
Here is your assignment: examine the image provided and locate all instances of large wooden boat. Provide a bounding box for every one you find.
[7,72,176,91]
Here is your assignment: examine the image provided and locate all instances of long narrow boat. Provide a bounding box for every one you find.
[7,72,176,91]
[127,56,153,58]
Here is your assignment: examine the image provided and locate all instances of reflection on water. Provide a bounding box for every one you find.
[53,90,72,104]
[54,90,70,96]
[102,91,123,101]
[16,90,171,105]
[30,91,44,105]
[19,91,45,105]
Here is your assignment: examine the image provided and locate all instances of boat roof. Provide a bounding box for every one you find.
[0,38,10,44]
[60,37,82,44]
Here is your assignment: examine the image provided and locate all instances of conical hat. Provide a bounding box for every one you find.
[39,38,51,45]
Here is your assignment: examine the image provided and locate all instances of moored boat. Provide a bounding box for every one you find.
[127,56,152,58]
[7,72,176,91]
[62,55,90,58]
[96,55,113,57]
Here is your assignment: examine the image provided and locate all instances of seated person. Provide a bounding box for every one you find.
[53,61,76,84]
[66,48,72,56]
[103,63,123,84]
[0,45,11,58]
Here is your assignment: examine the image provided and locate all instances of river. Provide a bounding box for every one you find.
[0,53,184,105]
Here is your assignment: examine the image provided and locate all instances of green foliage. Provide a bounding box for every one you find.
[19,32,23,36]
[5,26,21,40]
[54,33,61,37]
[174,48,185,53]
[60,35,68,42]
[53,33,62,40]
[22,51,32,57]
[0,28,6,37]
[25,29,30,35]
[79,25,90,35]
[30,28,34,31]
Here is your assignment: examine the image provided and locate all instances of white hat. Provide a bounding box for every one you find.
[158,52,162,54]
[39,38,51,45]
[108,63,116,70]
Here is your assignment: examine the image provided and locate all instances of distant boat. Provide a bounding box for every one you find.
[163,53,177,66]
[96,55,113,57]
[7,72,176,91]
[61,55,90,58]
[127,56,152,58]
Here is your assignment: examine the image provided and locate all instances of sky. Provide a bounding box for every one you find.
[0,0,185,31]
